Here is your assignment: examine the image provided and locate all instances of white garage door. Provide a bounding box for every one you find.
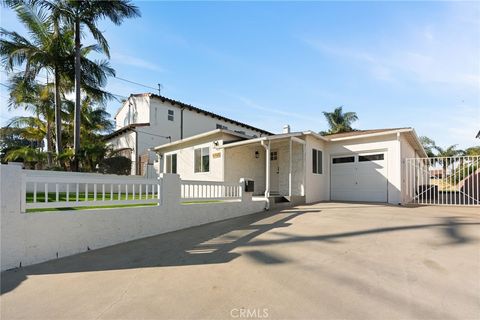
[331,153,388,202]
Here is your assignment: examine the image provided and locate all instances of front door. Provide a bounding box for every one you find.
[270,150,279,194]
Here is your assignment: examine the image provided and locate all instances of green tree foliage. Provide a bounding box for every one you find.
[322,106,358,134]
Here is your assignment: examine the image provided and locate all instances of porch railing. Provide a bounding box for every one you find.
[180,180,241,201]
[405,156,479,206]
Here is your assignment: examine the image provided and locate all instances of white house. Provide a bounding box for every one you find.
[151,127,427,206]
[104,93,271,175]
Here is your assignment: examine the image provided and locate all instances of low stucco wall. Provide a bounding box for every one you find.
[0,165,266,271]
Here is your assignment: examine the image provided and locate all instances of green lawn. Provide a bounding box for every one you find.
[26,192,159,213]
[26,203,158,213]
[26,192,157,203]
[25,192,223,212]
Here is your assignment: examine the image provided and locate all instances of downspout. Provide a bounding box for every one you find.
[180,107,185,140]
[133,129,139,175]
[261,140,270,210]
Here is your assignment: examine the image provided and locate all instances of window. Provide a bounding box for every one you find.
[332,156,355,164]
[359,154,384,162]
[270,151,278,161]
[165,154,177,174]
[216,124,228,130]
[312,149,323,174]
[194,147,210,173]
[234,130,246,135]
[168,109,174,121]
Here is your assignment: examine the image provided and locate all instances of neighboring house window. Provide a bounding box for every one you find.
[313,149,323,174]
[165,154,177,174]
[216,124,228,130]
[168,109,174,121]
[234,130,246,135]
[194,147,210,173]
[270,151,278,161]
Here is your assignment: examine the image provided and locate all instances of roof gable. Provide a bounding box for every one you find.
[132,93,272,136]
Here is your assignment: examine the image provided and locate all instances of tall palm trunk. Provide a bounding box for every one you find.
[54,64,62,156]
[46,119,53,166]
[73,18,81,171]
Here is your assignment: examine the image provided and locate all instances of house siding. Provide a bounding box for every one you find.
[305,136,328,203]
[224,144,266,195]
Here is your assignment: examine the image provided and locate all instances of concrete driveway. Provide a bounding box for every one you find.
[1,203,479,320]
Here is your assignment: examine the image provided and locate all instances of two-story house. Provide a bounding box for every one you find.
[104,93,271,175]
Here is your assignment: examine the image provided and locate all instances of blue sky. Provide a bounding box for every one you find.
[1,1,479,149]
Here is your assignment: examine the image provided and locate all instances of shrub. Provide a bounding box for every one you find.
[98,156,131,175]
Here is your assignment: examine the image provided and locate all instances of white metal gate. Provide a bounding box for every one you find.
[405,156,480,205]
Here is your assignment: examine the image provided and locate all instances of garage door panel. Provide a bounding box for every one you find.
[330,153,388,203]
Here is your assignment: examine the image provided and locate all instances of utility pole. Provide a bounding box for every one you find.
[157,83,162,95]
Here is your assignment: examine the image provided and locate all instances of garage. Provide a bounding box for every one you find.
[330,152,388,202]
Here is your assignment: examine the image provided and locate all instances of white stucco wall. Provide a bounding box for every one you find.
[399,134,422,203]
[106,130,137,174]
[224,144,266,195]
[304,136,329,203]
[269,140,304,196]
[0,165,266,271]
[115,95,150,129]
[158,132,241,182]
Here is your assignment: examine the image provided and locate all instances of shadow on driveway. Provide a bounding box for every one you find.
[2,206,478,295]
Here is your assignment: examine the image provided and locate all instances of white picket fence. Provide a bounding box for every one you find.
[181,180,241,201]
[20,170,244,212]
[405,156,480,206]
[21,170,161,212]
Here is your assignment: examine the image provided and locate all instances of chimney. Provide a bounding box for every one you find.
[283,124,291,134]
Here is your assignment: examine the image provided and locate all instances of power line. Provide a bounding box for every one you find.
[4,67,160,94]
[111,76,158,92]
[1,68,154,101]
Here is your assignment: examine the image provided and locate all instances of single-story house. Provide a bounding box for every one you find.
[151,127,427,205]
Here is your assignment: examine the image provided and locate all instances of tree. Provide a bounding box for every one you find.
[322,106,358,134]
[40,0,140,170]
[464,146,480,156]
[419,136,436,157]
[0,2,71,155]
[434,144,464,176]
[0,126,35,163]
[7,75,56,166]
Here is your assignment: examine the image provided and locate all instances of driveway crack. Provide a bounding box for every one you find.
[95,271,140,320]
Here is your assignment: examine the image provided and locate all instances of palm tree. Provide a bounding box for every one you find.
[7,76,56,166]
[322,106,358,134]
[434,144,464,177]
[419,136,436,157]
[0,2,70,155]
[38,0,140,170]
[5,146,47,169]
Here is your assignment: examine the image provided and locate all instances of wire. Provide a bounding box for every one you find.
[0,76,128,101]
[135,129,171,141]
[110,76,158,92]
[3,67,159,94]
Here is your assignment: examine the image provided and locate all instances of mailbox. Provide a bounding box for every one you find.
[244,179,254,193]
